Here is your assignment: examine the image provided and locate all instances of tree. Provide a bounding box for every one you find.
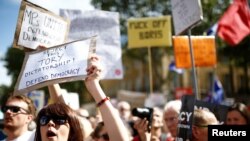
[90,0,231,93]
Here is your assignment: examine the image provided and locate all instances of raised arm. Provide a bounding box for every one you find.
[84,56,130,141]
[48,84,66,104]
[36,45,66,104]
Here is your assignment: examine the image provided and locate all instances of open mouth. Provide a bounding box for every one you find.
[47,130,56,138]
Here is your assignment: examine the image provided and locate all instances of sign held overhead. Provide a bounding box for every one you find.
[171,0,203,35]
[14,36,97,94]
[13,0,70,50]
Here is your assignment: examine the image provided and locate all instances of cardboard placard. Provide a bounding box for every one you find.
[173,36,217,68]
[60,9,123,79]
[14,36,97,94]
[171,0,203,35]
[127,16,172,48]
[13,0,70,50]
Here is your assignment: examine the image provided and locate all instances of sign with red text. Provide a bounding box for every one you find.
[14,36,96,94]
[127,16,172,48]
[13,0,70,50]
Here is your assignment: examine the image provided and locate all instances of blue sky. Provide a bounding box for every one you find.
[0,0,20,86]
[0,0,93,86]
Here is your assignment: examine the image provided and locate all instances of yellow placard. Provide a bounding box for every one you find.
[127,16,172,48]
[173,36,217,68]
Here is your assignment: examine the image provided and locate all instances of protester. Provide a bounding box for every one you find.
[116,101,133,138]
[117,101,132,122]
[0,81,70,141]
[132,107,170,141]
[34,102,84,141]
[226,102,250,125]
[163,100,182,141]
[192,109,219,141]
[84,55,130,141]
[34,55,130,141]
[1,94,36,141]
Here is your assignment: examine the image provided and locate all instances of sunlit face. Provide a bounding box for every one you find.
[152,109,164,128]
[40,117,70,141]
[118,107,131,121]
[164,108,179,137]
[226,110,247,125]
[192,126,209,141]
[3,99,32,131]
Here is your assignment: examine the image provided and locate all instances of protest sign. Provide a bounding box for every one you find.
[60,9,123,79]
[14,36,97,94]
[127,16,172,48]
[173,36,217,68]
[171,0,203,35]
[13,0,70,50]
[177,95,195,141]
[177,95,229,141]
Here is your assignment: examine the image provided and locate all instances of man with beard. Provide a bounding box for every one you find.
[1,94,36,141]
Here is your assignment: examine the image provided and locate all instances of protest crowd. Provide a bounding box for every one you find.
[1,0,250,141]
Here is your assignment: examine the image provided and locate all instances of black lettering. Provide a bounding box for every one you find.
[24,9,39,26]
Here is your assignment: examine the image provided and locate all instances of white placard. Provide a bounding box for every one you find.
[14,0,69,49]
[60,10,123,79]
[171,0,203,35]
[15,37,96,94]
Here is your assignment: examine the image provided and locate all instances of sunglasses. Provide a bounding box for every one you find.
[1,105,30,114]
[40,115,68,126]
[98,133,109,140]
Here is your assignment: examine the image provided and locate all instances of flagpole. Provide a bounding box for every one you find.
[188,29,199,100]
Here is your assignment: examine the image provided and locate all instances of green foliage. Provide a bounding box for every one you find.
[3,47,25,89]
[90,0,233,92]
[1,0,249,101]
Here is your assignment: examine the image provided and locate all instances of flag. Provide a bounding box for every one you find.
[207,23,218,36]
[211,76,224,104]
[203,76,224,104]
[169,61,184,74]
[217,0,250,46]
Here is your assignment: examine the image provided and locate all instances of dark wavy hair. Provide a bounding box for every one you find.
[227,102,250,124]
[35,102,84,141]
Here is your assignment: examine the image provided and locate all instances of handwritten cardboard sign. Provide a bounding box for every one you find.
[127,16,172,48]
[173,36,217,68]
[13,0,70,50]
[14,36,97,94]
[171,0,203,35]
[60,10,123,79]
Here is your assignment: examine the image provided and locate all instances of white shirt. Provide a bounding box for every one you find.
[1,130,35,141]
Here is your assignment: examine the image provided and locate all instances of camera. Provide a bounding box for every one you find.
[132,107,154,132]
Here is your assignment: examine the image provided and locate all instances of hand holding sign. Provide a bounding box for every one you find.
[14,36,97,94]
[85,55,103,81]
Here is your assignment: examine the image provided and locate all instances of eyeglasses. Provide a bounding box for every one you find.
[39,115,68,126]
[1,105,29,114]
[98,133,109,140]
